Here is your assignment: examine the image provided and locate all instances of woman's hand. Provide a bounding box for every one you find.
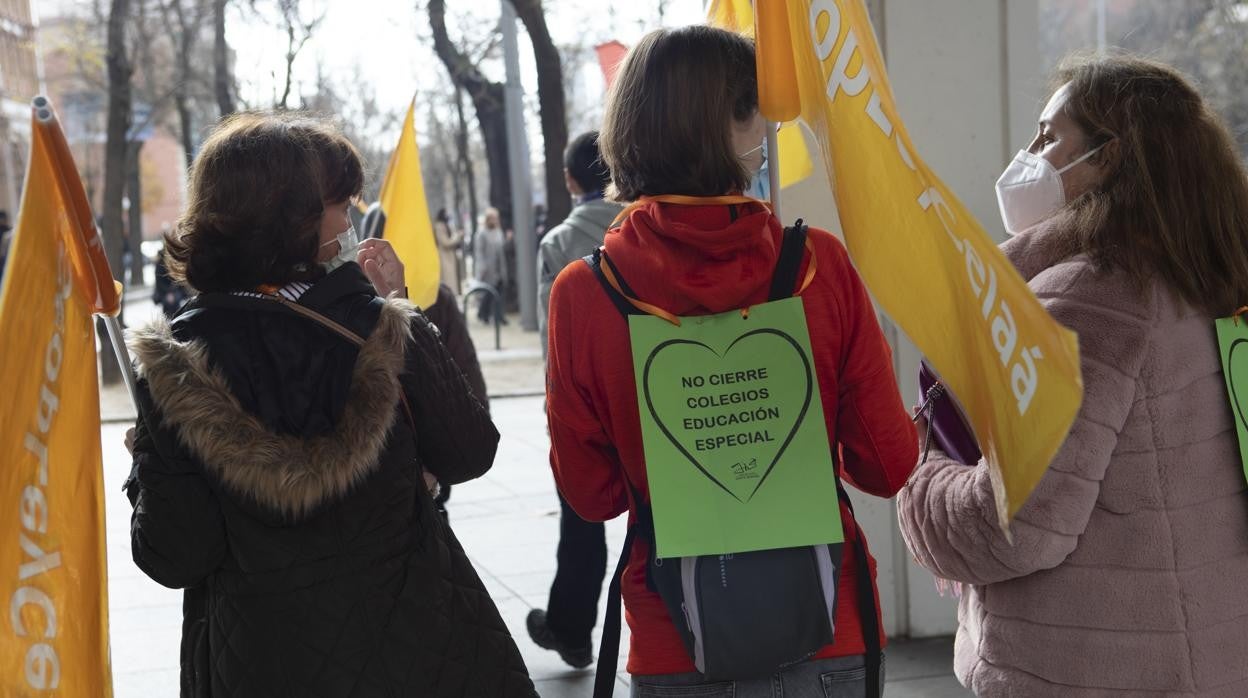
[357,238,406,298]
[125,427,137,456]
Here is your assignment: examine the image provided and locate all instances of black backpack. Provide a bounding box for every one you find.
[585,221,883,696]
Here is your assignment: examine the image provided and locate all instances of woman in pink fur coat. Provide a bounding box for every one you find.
[898,54,1248,697]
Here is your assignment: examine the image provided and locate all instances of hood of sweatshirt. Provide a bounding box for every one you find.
[601,199,785,316]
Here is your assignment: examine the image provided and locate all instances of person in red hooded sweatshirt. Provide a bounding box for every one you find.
[545,26,919,698]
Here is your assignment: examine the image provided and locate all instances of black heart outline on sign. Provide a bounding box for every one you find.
[642,328,814,503]
[1228,338,1248,434]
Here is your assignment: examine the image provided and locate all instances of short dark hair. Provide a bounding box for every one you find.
[564,131,609,194]
[164,111,363,293]
[600,26,757,202]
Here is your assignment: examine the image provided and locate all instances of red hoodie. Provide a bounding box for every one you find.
[545,199,919,676]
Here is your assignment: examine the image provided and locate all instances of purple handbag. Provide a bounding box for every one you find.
[917,361,981,465]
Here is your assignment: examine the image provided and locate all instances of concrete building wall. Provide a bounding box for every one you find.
[139,129,187,238]
[782,0,1042,639]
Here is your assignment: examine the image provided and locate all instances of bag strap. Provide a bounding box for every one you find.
[191,292,420,433]
[835,479,883,697]
[593,471,650,698]
[768,219,809,301]
[594,522,635,697]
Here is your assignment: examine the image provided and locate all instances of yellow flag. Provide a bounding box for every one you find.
[707,0,755,33]
[777,122,814,189]
[0,99,116,695]
[776,0,1082,529]
[707,0,814,190]
[380,98,440,309]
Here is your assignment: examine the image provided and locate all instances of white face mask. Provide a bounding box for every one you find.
[995,144,1104,235]
[742,139,770,201]
[320,225,359,272]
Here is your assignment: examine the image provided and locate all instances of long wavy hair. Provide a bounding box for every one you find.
[1051,54,1248,317]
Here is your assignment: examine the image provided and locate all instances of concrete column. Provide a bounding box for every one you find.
[501,0,537,331]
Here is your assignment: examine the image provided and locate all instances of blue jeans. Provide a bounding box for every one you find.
[630,654,882,698]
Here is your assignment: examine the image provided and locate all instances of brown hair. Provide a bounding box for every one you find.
[164,111,364,293]
[600,26,758,202]
[1051,54,1248,317]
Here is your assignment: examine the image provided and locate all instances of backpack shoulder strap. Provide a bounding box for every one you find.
[586,218,811,322]
[768,219,810,301]
[583,248,645,318]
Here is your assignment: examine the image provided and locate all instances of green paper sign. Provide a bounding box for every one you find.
[1215,316,1248,483]
[629,297,844,558]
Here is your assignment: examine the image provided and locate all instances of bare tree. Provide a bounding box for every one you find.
[156,0,209,164]
[274,0,325,109]
[126,138,145,285]
[428,0,513,227]
[298,61,402,202]
[102,0,133,384]
[455,86,480,230]
[510,0,570,226]
[213,0,235,116]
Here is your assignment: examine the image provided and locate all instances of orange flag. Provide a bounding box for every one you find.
[0,97,118,695]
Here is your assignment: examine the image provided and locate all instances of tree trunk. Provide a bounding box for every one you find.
[103,0,132,384]
[455,86,479,231]
[477,84,511,228]
[279,22,296,109]
[175,90,194,167]
[126,138,145,287]
[511,0,570,226]
[176,3,196,163]
[213,0,234,116]
[428,0,512,228]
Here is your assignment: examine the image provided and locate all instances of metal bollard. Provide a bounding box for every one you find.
[461,282,502,351]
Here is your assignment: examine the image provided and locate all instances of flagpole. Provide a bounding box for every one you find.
[767,122,782,220]
[103,315,141,408]
[34,96,143,410]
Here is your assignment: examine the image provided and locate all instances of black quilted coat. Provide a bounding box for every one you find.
[124,265,537,697]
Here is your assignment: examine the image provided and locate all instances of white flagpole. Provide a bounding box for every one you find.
[103,315,141,408]
[767,122,782,220]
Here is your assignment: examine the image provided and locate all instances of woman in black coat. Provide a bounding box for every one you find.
[123,111,536,697]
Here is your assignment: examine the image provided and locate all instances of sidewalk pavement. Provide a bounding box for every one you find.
[100,289,968,696]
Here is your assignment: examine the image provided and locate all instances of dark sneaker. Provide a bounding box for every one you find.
[526,609,593,669]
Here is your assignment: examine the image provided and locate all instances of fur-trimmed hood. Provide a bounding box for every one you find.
[128,297,416,519]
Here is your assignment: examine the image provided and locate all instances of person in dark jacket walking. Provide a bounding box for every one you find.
[151,236,189,319]
[424,282,489,517]
[527,131,621,668]
[123,111,536,698]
